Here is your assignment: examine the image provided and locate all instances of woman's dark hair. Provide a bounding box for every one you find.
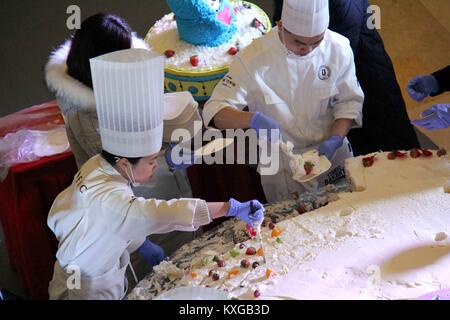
[67,13,133,89]
[101,150,142,167]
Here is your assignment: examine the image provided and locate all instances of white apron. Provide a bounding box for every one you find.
[49,250,130,300]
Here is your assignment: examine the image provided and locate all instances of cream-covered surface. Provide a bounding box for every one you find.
[260,151,450,300]
[128,150,450,300]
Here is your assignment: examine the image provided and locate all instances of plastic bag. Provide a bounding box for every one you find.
[0,101,70,181]
[0,126,69,180]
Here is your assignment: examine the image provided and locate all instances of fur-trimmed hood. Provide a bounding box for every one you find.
[45,34,149,113]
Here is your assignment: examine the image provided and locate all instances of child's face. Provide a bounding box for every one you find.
[209,0,221,11]
[132,153,160,183]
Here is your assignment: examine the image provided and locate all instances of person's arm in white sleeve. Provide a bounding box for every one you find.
[107,193,207,234]
[104,187,231,239]
[124,202,229,254]
[331,45,365,129]
[203,57,254,129]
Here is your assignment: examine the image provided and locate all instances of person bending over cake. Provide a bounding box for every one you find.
[273,0,421,155]
[47,49,265,300]
[45,13,200,270]
[203,0,364,202]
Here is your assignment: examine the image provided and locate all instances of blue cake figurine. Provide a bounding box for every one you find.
[167,0,238,47]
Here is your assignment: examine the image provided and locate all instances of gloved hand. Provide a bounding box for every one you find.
[411,104,450,131]
[250,111,281,141]
[165,143,198,170]
[319,135,344,160]
[137,239,166,269]
[226,198,265,227]
[407,75,440,102]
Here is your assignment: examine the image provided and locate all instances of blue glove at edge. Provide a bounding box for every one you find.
[411,104,450,131]
[407,75,440,102]
[227,198,265,226]
[319,135,344,161]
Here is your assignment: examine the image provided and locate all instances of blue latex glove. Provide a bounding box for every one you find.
[250,111,281,141]
[165,143,197,170]
[407,75,440,102]
[226,198,265,227]
[411,104,450,131]
[319,135,344,160]
[137,239,166,269]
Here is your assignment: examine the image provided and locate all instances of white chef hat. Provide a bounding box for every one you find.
[282,0,330,37]
[90,49,165,158]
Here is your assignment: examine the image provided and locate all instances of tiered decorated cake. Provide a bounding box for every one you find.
[130,148,450,300]
[146,0,271,101]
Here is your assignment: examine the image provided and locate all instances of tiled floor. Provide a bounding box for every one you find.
[1,0,448,299]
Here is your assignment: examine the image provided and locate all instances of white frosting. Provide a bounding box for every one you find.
[209,0,221,11]
[171,150,450,300]
[281,141,307,179]
[281,141,321,181]
[153,261,185,281]
[146,2,269,72]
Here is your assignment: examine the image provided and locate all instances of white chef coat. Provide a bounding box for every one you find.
[203,27,364,202]
[47,154,211,299]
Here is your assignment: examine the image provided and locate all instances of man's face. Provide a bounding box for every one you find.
[278,22,325,57]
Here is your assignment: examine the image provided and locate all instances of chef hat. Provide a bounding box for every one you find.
[282,0,330,37]
[90,49,165,158]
